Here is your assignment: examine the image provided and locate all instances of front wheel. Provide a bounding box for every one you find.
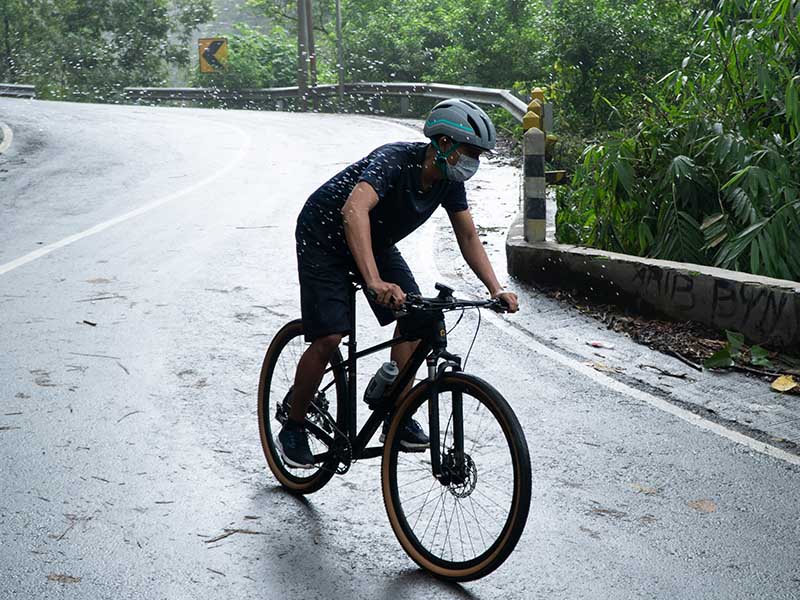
[381,373,531,581]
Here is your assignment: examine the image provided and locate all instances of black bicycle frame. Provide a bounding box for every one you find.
[317,281,463,479]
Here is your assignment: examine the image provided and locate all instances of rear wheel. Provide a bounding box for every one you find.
[258,319,346,494]
[382,373,531,581]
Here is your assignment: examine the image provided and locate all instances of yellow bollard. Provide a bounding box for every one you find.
[522,111,542,132]
[545,133,558,159]
[527,98,543,116]
[531,87,545,103]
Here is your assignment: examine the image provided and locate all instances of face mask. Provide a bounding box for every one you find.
[432,140,480,182]
[445,154,480,182]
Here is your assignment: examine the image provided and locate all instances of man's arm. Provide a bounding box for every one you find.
[448,209,519,312]
[341,182,405,306]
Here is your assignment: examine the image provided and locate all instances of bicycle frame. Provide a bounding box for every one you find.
[317,281,464,479]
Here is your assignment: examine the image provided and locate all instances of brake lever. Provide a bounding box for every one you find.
[489,298,509,313]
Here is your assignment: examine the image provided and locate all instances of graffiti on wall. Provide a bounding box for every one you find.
[629,265,799,345]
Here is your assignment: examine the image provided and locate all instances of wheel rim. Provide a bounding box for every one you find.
[260,323,342,485]
[387,381,521,570]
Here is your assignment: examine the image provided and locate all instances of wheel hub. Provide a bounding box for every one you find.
[441,450,477,498]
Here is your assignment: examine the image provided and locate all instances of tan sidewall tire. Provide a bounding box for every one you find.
[381,373,531,581]
[257,319,340,494]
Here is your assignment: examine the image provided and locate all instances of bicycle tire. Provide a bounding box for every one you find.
[258,319,346,494]
[381,372,531,581]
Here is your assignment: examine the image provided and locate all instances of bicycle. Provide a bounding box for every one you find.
[257,280,532,581]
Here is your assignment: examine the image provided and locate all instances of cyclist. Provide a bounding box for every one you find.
[278,98,520,469]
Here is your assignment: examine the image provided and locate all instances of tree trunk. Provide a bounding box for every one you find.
[296,0,308,111]
[305,0,318,111]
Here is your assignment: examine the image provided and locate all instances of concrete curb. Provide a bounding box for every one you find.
[0,121,12,154]
[506,215,800,350]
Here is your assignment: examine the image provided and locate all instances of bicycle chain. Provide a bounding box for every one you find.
[309,396,353,475]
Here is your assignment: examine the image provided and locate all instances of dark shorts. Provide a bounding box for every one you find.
[296,234,420,342]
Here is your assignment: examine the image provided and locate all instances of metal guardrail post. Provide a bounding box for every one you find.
[0,84,37,99]
[522,87,547,242]
[399,95,411,115]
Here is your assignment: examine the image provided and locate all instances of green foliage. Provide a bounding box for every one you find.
[704,330,773,369]
[245,0,693,128]
[558,0,800,281]
[193,24,296,89]
[544,0,697,133]
[0,0,213,101]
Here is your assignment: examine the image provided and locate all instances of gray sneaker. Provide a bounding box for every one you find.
[276,421,316,469]
[380,417,429,451]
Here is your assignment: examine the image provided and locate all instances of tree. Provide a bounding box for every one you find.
[0,0,214,101]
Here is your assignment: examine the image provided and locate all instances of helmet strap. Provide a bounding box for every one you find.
[431,138,460,177]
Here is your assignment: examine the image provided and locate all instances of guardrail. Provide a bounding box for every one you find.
[125,80,561,241]
[0,84,36,99]
[124,82,529,123]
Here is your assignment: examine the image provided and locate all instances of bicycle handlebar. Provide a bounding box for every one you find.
[402,293,509,314]
[365,283,510,313]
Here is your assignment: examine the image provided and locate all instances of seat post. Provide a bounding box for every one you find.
[345,279,359,439]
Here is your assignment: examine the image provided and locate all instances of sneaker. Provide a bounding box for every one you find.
[276,421,316,469]
[380,417,430,451]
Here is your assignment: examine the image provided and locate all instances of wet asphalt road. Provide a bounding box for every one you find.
[1,98,799,599]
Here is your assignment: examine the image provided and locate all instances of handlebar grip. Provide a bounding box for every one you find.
[491,297,510,313]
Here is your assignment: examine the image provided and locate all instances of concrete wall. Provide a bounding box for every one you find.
[506,217,800,351]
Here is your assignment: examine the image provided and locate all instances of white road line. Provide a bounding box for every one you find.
[0,120,252,276]
[418,219,800,467]
[0,121,13,154]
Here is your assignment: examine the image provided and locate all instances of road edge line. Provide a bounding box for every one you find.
[0,121,13,154]
[0,118,252,277]
[418,217,800,468]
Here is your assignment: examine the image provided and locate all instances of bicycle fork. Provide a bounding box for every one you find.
[426,353,466,485]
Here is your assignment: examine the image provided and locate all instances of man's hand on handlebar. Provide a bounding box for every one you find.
[492,290,519,313]
[368,279,406,307]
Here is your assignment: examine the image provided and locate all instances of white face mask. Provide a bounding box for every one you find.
[445,153,480,182]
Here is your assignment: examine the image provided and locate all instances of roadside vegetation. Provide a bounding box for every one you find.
[2,0,798,280]
[557,0,800,281]
[0,0,214,100]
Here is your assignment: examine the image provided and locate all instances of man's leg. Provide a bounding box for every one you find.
[390,323,419,401]
[277,333,342,469]
[381,324,428,449]
[288,333,342,423]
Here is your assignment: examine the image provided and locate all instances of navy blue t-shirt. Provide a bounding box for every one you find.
[296,142,468,256]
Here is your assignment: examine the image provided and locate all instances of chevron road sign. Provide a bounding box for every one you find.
[199,38,228,73]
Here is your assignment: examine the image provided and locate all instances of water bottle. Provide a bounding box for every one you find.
[364,361,399,408]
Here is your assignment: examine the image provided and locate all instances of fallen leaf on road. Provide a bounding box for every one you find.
[771,375,799,394]
[687,499,717,513]
[589,507,627,518]
[638,364,692,380]
[204,528,266,544]
[47,574,81,584]
[587,341,615,350]
[629,483,659,495]
[579,526,601,539]
[82,320,97,327]
[585,361,625,374]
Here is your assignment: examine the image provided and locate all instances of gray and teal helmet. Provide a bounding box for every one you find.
[423,98,497,152]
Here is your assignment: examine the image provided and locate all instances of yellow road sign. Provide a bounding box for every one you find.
[199,38,228,73]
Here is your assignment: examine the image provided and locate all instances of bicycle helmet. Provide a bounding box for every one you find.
[423,98,497,151]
